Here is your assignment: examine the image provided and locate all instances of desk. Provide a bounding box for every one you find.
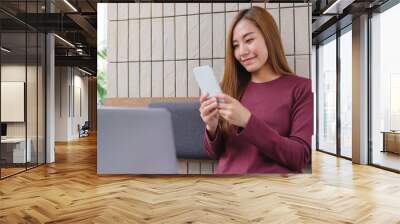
[1,138,31,163]
[381,131,400,154]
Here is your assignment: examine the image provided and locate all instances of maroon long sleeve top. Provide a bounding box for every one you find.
[204,74,313,174]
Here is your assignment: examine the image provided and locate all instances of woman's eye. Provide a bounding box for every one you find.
[246,39,254,43]
[233,45,238,49]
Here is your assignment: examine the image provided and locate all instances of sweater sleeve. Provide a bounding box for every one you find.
[237,80,313,172]
[203,128,225,159]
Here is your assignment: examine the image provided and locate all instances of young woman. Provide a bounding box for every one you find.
[199,6,313,174]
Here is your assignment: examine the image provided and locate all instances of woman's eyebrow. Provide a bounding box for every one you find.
[233,32,255,43]
[243,32,255,38]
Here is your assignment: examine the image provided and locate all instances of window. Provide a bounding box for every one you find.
[370,2,400,171]
[339,28,352,158]
[317,36,337,154]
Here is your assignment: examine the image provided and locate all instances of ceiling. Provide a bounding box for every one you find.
[312,0,391,44]
[0,0,97,75]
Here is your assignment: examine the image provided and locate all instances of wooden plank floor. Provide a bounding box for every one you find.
[0,134,400,223]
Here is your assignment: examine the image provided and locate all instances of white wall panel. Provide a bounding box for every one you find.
[176,16,187,60]
[164,17,175,60]
[176,60,188,97]
[152,62,163,97]
[117,20,128,62]
[200,14,212,59]
[117,62,128,97]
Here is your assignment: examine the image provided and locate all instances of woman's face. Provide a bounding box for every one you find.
[232,19,269,73]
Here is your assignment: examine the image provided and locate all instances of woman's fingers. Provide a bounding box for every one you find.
[199,93,209,103]
[200,97,217,112]
[203,108,219,122]
[218,109,229,119]
[218,103,231,110]
[202,101,218,116]
[216,93,234,103]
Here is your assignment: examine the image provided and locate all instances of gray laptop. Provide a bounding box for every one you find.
[97,107,178,174]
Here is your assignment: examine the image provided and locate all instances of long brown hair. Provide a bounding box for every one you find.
[219,6,294,136]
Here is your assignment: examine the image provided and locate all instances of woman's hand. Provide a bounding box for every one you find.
[199,93,220,137]
[217,94,251,128]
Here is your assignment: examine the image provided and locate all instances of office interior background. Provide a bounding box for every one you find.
[0,0,97,179]
[0,0,399,222]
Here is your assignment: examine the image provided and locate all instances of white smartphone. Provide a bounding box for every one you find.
[193,65,223,101]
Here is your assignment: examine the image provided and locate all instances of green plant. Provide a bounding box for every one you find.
[97,48,107,105]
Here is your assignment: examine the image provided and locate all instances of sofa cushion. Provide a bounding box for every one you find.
[148,101,211,160]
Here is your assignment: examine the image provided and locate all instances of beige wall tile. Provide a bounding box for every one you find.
[280,3,294,8]
[266,3,279,9]
[152,18,163,60]
[213,3,225,12]
[251,3,265,8]
[176,16,187,60]
[188,160,200,174]
[164,17,175,60]
[140,3,151,18]
[152,3,162,18]
[140,19,151,61]
[213,59,225,82]
[281,8,294,55]
[108,3,117,20]
[129,62,139,97]
[239,3,251,10]
[117,62,128,97]
[117,3,128,20]
[140,62,151,97]
[128,20,139,61]
[269,9,280,31]
[117,20,128,62]
[107,63,117,97]
[286,56,295,72]
[163,3,174,17]
[226,12,236,36]
[107,21,117,62]
[176,3,186,16]
[188,60,200,97]
[164,61,175,97]
[188,15,199,59]
[200,161,213,174]
[188,3,199,14]
[200,3,211,13]
[296,55,310,78]
[295,7,310,55]
[129,3,139,19]
[213,13,225,58]
[200,14,212,59]
[176,60,188,97]
[152,62,163,97]
[225,3,238,11]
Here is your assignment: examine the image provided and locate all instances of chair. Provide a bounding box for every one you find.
[79,121,90,138]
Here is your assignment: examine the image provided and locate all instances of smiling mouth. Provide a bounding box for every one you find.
[242,57,255,65]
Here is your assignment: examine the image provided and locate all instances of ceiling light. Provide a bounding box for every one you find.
[1,47,11,53]
[63,0,78,12]
[322,0,355,15]
[78,67,93,76]
[54,34,75,48]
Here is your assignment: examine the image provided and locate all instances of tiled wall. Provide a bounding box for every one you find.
[106,3,311,98]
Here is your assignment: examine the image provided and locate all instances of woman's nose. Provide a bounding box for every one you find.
[239,45,249,57]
